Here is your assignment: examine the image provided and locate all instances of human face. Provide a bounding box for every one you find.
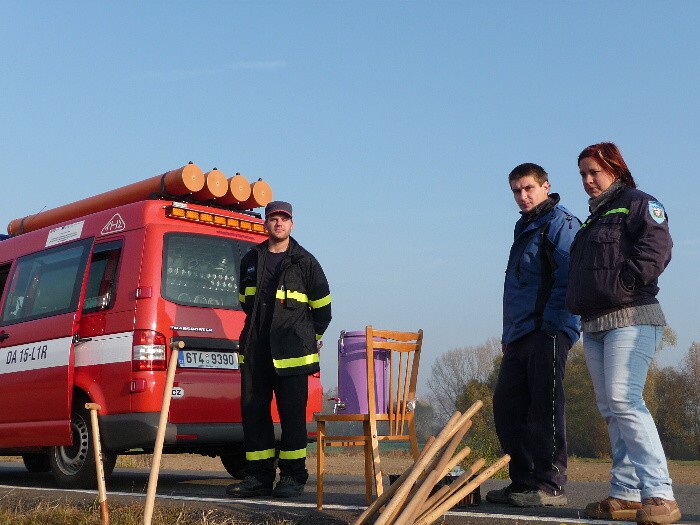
[510,175,550,213]
[265,213,293,243]
[579,157,616,198]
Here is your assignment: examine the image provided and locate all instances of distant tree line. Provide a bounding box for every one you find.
[425,330,700,460]
[319,330,700,460]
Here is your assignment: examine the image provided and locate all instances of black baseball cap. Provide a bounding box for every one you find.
[265,201,293,219]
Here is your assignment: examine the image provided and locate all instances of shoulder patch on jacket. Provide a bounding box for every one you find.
[648,201,666,224]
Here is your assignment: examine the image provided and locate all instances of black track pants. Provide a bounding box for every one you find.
[241,345,309,485]
[493,330,571,495]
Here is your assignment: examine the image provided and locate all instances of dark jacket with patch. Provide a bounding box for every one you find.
[503,194,581,346]
[238,236,332,376]
[566,186,672,321]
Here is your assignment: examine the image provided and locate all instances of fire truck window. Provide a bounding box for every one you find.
[162,233,255,310]
[83,241,122,313]
[1,240,92,324]
[0,264,11,309]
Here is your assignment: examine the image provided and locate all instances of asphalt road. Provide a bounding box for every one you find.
[0,462,698,524]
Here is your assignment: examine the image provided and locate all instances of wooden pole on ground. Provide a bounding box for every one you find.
[414,454,511,525]
[142,340,184,525]
[85,403,109,525]
[372,406,478,525]
[419,457,484,517]
[352,436,436,525]
[391,417,474,524]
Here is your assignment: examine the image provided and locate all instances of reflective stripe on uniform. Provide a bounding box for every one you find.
[272,290,332,310]
[603,207,630,216]
[273,352,320,369]
[275,289,308,303]
[279,448,307,460]
[246,448,276,461]
[581,207,630,228]
[240,286,257,303]
[309,294,331,309]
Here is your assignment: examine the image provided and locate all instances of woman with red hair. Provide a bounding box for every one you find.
[566,142,681,524]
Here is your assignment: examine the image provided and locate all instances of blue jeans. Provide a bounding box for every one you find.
[583,325,674,501]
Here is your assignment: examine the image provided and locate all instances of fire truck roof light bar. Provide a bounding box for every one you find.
[166,206,266,233]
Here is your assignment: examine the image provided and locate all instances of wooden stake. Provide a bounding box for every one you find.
[392,418,474,524]
[353,436,436,525]
[142,341,184,525]
[85,403,109,525]
[372,408,476,525]
[414,454,511,525]
[419,457,484,516]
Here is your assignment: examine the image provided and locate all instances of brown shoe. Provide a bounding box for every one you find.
[636,497,681,524]
[585,496,642,520]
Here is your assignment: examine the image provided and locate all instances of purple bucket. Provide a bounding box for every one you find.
[337,330,388,414]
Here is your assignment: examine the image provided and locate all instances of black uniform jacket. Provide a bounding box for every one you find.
[238,236,332,376]
[566,186,672,321]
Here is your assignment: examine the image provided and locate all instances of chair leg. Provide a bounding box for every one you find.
[316,421,325,510]
[369,420,383,499]
[362,420,374,504]
[409,419,420,459]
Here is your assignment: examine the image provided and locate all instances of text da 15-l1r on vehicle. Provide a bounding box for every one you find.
[0,163,323,488]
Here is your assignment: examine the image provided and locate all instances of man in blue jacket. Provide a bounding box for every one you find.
[486,163,580,507]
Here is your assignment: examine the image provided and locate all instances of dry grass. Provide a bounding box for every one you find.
[0,498,305,525]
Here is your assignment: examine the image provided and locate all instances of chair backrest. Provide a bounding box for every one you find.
[365,326,423,438]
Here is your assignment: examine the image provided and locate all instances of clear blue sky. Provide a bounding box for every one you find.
[2,2,698,395]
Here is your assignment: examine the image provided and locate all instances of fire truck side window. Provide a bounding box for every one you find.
[162,233,254,309]
[0,263,10,307]
[83,240,122,313]
[0,239,92,324]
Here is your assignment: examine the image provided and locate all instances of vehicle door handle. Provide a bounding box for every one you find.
[0,332,8,342]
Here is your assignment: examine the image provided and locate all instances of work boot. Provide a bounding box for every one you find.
[273,475,305,498]
[485,482,529,504]
[636,497,681,524]
[585,496,642,520]
[508,488,568,507]
[225,475,273,498]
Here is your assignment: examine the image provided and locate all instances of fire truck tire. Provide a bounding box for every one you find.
[220,449,247,480]
[22,453,51,473]
[48,402,117,489]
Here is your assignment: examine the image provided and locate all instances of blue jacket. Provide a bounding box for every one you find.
[502,194,581,346]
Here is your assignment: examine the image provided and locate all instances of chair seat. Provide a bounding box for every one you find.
[315,413,370,422]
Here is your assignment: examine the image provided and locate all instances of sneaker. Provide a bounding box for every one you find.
[485,482,529,504]
[585,496,642,520]
[273,475,305,498]
[636,497,681,524]
[225,475,273,498]
[508,488,568,507]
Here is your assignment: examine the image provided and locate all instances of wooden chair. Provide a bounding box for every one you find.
[315,326,423,509]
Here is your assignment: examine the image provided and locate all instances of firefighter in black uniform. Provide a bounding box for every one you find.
[226,201,332,499]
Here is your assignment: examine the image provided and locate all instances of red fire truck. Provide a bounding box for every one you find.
[0,164,323,488]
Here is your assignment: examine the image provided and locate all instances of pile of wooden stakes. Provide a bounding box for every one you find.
[352,400,510,525]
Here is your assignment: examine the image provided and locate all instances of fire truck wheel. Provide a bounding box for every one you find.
[48,402,117,489]
[22,453,51,473]
[220,449,247,480]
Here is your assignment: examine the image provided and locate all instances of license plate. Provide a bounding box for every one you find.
[177,350,239,369]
